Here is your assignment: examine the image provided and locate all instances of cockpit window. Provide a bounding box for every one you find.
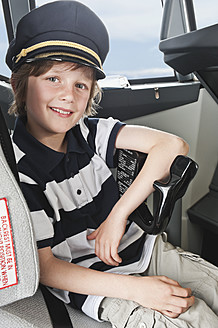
[194,0,217,29]
[36,0,173,79]
[1,0,217,79]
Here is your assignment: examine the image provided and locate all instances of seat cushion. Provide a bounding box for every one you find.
[1,288,111,327]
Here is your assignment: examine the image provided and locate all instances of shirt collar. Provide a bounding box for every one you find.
[13,116,86,173]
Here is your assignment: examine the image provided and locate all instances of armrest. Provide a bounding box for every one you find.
[117,150,198,235]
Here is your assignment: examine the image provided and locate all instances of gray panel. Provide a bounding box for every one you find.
[7,0,30,32]
[160,0,196,40]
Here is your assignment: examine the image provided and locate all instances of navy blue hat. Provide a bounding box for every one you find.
[6,1,109,79]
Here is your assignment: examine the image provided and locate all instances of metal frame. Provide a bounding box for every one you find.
[160,0,197,82]
[1,0,35,42]
[160,0,196,40]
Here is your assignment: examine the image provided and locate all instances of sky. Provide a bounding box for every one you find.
[1,0,218,79]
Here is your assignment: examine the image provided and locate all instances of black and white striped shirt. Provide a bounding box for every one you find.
[12,116,156,321]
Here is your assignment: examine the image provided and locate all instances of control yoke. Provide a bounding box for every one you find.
[117,149,198,235]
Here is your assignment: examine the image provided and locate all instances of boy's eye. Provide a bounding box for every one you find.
[76,83,87,90]
[48,77,59,83]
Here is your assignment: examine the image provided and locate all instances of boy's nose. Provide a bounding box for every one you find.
[59,85,75,103]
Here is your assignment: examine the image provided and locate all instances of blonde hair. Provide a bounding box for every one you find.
[9,61,102,117]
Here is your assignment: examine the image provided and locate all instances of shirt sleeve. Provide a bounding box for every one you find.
[81,117,125,168]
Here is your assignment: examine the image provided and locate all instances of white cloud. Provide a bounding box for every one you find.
[107,67,173,79]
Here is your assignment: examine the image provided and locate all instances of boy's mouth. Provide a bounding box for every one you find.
[50,107,72,116]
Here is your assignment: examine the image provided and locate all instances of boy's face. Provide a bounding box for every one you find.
[25,62,93,148]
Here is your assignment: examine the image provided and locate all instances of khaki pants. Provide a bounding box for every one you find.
[100,235,218,328]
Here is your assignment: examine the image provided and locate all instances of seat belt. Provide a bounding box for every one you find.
[0,106,73,327]
[40,284,73,328]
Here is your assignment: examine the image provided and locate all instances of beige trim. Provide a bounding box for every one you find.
[15,40,102,68]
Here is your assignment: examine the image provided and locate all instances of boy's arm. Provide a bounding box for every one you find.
[38,246,194,318]
[113,125,189,218]
[88,125,189,266]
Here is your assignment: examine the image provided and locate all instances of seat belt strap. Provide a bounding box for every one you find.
[40,284,73,328]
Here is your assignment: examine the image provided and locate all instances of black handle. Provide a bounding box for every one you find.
[129,155,198,234]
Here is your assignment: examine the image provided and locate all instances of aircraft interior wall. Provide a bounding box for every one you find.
[125,88,218,253]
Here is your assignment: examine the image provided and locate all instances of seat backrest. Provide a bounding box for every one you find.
[0,106,39,307]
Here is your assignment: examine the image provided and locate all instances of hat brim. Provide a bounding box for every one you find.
[25,55,106,80]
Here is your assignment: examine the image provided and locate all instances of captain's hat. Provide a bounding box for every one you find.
[6,0,109,79]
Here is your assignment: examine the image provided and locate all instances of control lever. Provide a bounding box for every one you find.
[117,150,198,235]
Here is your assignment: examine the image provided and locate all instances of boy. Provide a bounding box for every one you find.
[6,1,218,327]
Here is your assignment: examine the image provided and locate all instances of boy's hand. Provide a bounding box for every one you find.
[87,213,127,266]
[132,275,195,318]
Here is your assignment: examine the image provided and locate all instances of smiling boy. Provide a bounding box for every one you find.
[6,1,218,327]
[24,63,94,152]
